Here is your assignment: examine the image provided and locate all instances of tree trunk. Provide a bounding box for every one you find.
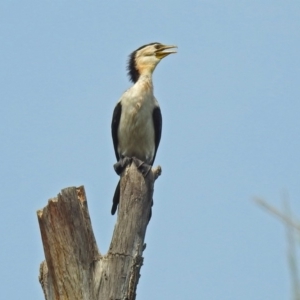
[37,163,161,300]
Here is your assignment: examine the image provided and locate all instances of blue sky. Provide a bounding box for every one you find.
[1,1,300,299]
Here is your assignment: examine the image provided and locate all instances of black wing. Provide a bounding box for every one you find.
[151,106,162,165]
[111,102,122,161]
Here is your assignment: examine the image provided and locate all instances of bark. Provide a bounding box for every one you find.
[37,163,161,300]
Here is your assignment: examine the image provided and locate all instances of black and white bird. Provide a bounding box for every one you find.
[111,42,177,215]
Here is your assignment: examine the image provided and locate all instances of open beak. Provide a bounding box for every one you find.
[155,44,177,59]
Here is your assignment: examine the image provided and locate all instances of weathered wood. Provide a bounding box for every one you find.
[38,186,99,300]
[38,163,161,300]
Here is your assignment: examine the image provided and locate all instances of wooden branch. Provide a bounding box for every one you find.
[37,163,160,300]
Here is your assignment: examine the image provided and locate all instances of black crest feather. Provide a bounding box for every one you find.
[127,42,161,83]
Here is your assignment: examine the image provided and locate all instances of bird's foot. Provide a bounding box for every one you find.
[132,157,152,177]
[113,157,132,175]
[113,157,151,177]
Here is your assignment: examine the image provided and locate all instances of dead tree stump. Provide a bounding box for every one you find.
[37,163,161,300]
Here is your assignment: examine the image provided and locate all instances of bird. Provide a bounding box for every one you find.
[111,42,177,215]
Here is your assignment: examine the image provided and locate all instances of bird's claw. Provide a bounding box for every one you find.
[114,157,151,177]
[132,157,151,177]
[113,157,132,175]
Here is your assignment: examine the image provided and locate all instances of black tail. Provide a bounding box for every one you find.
[111,180,120,215]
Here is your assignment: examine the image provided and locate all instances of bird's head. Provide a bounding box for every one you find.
[127,42,177,83]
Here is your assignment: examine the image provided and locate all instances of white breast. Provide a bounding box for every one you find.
[117,86,158,164]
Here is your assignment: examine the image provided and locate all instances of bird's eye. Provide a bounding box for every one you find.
[154,44,161,49]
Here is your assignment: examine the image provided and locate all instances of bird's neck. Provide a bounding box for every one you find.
[135,73,154,92]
